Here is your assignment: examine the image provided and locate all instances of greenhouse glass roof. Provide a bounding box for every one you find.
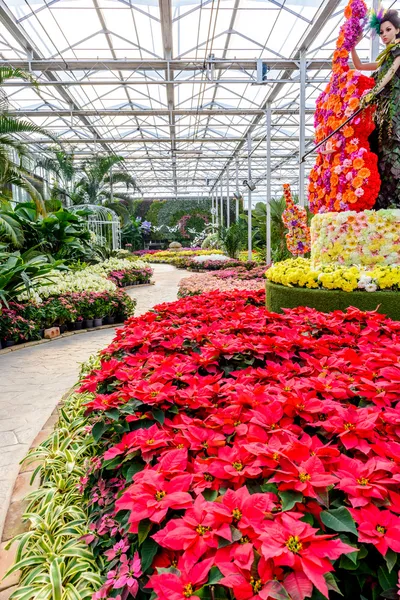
[0,0,385,200]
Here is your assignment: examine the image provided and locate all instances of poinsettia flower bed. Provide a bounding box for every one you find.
[179,265,267,297]
[79,291,400,600]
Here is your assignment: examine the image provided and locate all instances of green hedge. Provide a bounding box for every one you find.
[266,281,400,321]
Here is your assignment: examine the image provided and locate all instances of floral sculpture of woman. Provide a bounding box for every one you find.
[352,9,400,208]
[308,0,381,213]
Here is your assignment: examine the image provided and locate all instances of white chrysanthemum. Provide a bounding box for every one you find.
[192,254,231,263]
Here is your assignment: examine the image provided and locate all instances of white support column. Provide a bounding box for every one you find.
[226,167,230,228]
[211,191,215,231]
[247,132,252,261]
[235,156,240,222]
[299,49,306,207]
[215,189,219,228]
[266,105,272,265]
[220,178,224,229]
[370,0,380,60]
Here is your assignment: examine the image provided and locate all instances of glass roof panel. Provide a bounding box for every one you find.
[2,0,395,198]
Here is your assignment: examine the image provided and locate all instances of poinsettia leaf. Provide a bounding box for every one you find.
[325,573,343,595]
[123,461,144,482]
[92,422,107,442]
[378,566,398,591]
[138,519,152,545]
[130,419,153,430]
[284,571,313,600]
[320,507,357,535]
[140,537,159,573]
[193,585,227,599]
[263,581,290,600]
[339,554,359,570]
[202,489,218,501]
[260,482,278,493]
[230,526,243,542]
[152,408,165,425]
[279,490,303,511]
[206,567,223,585]
[103,456,122,470]
[300,513,314,526]
[384,549,397,574]
[380,589,399,599]
[344,550,358,565]
[114,509,129,525]
[105,409,120,420]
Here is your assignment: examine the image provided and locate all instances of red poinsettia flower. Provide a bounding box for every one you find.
[321,405,380,454]
[269,455,337,500]
[259,512,354,597]
[350,504,400,555]
[219,556,282,600]
[103,424,171,462]
[116,471,193,531]
[207,445,262,485]
[336,455,395,507]
[152,495,230,566]
[146,556,214,600]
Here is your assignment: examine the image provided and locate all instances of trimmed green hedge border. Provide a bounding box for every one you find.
[266,281,400,321]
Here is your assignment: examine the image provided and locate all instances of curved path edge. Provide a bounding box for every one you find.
[0,388,72,599]
[0,264,187,597]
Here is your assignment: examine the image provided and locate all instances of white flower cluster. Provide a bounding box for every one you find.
[18,269,117,302]
[192,254,231,264]
[89,257,147,275]
[357,274,377,293]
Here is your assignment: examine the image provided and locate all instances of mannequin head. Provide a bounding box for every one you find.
[379,10,400,45]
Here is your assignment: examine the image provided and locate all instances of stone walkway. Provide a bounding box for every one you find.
[0,264,185,540]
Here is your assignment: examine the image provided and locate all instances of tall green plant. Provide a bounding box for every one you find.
[249,198,313,262]
[0,248,62,305]
[0,68,56,215]
[218,219,247,258]
[72,155,137,223]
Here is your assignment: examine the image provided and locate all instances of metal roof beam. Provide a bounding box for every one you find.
[0,0,112,156]
[209,0,343,192]
[0,58,331,71]
[20,135,314,144]
[7,108,314,117]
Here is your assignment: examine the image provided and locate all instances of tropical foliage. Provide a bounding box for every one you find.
[41,154,137,223]
[0,67,55,214]
[0,246,62,305]
[5,389,104,600]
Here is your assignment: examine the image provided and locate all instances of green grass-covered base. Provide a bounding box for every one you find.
[266,281,400,320]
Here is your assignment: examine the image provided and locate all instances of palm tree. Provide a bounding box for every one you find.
[37,153,137,223]
[36,150,76,208]
[0,67,56,216]
[0,198,24,248]
[74,155,137,222]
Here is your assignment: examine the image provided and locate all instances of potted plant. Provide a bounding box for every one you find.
[77,292,94,328]
[91,293,107,327]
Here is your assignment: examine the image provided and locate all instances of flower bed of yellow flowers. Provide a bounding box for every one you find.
[141,249,224,266]
[265,257,400,293]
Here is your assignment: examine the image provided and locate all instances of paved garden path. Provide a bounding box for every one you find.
[0,264,186,539]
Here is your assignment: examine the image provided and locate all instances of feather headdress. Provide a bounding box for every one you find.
[368,6,387,35]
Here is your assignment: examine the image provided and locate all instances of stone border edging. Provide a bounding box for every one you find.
[0,388,74,597]
[0,282,155,357]
[0,323,118,356]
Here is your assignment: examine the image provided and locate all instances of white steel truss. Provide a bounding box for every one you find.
[0,0,383,200]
